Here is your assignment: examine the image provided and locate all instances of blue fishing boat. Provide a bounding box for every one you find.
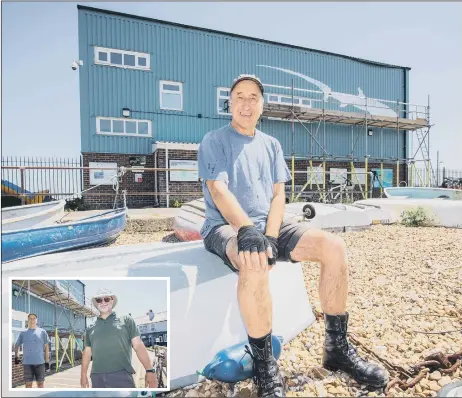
[1,207,127,263]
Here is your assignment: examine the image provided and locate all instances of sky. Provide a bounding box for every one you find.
[82,278,168,323]
[2,2,462,169]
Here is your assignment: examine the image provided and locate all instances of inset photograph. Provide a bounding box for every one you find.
[10,278,169,392]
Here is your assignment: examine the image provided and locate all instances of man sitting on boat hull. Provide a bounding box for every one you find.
[198,74,388,397]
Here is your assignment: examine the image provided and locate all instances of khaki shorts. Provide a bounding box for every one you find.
[203,221,311,272]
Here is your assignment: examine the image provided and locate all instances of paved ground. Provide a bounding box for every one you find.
[62,207,180,222]
[15,349,156,389]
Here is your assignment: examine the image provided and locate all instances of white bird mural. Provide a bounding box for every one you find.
[257,65,398,118]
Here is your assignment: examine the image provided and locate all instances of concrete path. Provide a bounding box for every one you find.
[15,349,156,389]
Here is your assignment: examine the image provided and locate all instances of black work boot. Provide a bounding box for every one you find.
[322,313,389,388]
[245,334,285,397]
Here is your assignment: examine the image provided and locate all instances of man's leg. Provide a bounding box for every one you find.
[23,365,34,388]
[286,225,388,388]
[226,237,272,339]
[289,229,348,315]
[34,364,45,388]
[203,225,284,397]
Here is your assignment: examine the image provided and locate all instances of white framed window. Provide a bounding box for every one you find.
[96,117,152,137]
[217,87,231,115]
[160,81,183,111]
[266,93,312,108]
[94,46,150,71]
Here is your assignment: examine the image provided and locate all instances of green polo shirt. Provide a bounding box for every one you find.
[85,312,140,374]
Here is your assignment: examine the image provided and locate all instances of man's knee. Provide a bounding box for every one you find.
[322,234,347,264]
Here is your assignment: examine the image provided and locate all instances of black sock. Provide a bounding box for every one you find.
[248,331,273,360]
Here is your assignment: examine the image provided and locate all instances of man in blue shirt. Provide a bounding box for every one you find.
[198,74,388,397]
[14,313,50,388]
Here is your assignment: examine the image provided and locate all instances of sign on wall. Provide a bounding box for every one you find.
[306,165,324,186]
[89,162,118,186]
[169,160,198,182]
[329,168,348,184]
[372,168,393,188]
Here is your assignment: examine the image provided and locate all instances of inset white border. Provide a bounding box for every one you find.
[8,277,171,393]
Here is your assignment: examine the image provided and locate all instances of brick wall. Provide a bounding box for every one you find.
[82,153,158,209]
[83,151,407,209]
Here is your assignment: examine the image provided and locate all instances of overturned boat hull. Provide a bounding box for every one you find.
[2,241,316,391]
[174,198,393,241]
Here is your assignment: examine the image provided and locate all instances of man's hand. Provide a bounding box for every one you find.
[45,362,50,371]
[14,357,20,365]
[145,372,158,388]
[237,226,272,271]
[265,235,278,266]
[80,374,89,388]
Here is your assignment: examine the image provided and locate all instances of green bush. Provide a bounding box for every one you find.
[171,199,182,208]
[401,206,434,227]
[65,197,86,211]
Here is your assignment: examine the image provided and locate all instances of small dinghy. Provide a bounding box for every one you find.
[1,208,127,263]
[2,200,66,232]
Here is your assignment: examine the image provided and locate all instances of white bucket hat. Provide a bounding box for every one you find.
[92,288,118,309]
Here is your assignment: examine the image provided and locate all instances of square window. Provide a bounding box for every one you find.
[138,57,147,67]
[126,121,137,134]
[162,92,182,110]
[12,320,22,328]
[269,95,278,102]
[302,99,311,105]
[124,54,135,66]
[113,120,124,133]
[220,90,229,97]
[98,52,108,62]
[110,52,123,65]
[138,122,149,135]
[100,119,111,133]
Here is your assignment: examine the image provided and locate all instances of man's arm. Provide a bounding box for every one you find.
[81,347,91,377]
[132,336,153,370]
[132,337,158,388]
[264,182,286,238]
[206,180,253,231]
[44,344,50,363]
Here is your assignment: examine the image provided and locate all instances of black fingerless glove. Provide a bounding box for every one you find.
[45,362,50,371]
[265,236,278,265]
[15,357,20,365]
[237,225,270,254]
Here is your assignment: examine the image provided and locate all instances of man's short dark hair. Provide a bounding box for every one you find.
[27,313,38,319]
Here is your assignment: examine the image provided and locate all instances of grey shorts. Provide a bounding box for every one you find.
[203,221,311,272]
[90,369,136,388]
[23,364,45,383]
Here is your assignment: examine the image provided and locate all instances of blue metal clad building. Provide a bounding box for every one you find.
[77,5,410,159]
[11,280,87,331]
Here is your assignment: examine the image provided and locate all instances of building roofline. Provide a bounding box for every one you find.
[77,5,411,71]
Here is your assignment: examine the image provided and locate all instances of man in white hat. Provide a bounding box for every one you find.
[80,288,158,389]
[198,74,388,397]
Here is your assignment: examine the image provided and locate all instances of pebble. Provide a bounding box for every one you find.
[130,225,462,398]
[438,376,452,387]
[429,371,442,381]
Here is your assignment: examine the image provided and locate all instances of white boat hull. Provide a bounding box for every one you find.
[355,198,462,228]
[1,200,66,232]
[2,241,315,392]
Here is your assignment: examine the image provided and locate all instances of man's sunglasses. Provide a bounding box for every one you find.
[95,297,112,304]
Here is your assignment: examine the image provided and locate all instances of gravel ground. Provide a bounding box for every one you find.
[111,224,462,397]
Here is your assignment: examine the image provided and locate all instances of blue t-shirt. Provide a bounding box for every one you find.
[198,123,291,238]
[16,328,50,365]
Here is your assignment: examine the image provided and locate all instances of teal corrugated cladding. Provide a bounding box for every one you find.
[78,7,407,159]
[11,281,87,332]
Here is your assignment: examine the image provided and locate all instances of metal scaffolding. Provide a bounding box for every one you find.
[12,280,98,373]
[258,80,432,200]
